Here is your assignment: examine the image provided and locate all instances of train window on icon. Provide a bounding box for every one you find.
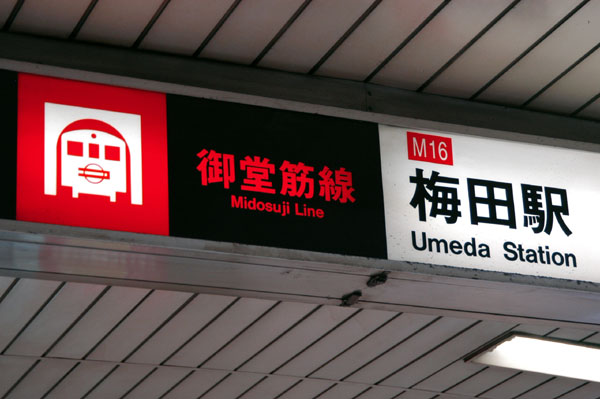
[89,143,100,158]
[67,141,83,156]
[105,145,120,161]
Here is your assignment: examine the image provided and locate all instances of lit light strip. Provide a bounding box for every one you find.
[469,334,600,383]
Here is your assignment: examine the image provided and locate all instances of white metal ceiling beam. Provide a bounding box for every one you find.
[1,220,600,328]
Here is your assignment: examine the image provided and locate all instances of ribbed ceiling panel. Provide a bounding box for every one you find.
[0,277,598,399]
[4,0,600,118]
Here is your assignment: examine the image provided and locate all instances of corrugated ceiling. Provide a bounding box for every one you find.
[3,0,600,120]
[1,277,599,399]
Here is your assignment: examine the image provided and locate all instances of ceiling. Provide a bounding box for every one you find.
[1,276,599,399]
[3,0,600,121]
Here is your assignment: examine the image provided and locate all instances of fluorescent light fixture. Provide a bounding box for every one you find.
[467,334,600,383]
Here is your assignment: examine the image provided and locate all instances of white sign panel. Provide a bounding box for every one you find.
[44,103,143,204]
[380,124,600,282]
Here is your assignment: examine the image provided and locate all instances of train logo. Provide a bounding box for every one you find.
[59,119,128,202]
[44,103,143,205]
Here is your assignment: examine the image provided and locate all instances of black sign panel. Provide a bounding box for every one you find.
[0,70,17,220]
[167,95,387,258]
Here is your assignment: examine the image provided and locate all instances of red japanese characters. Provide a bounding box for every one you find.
[196,149,357,220]
[196,149,356,203]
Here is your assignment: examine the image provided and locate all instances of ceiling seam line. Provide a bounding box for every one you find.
[417,0,521,93]
[300,311,406,378]
[160,297,241,366]
[251,0,313,67]
[193,0,242,58]
[157,369,195,399]
[364,0,451,83]
[545,327,561,336]
[441,366,489,393]
[0,281,66,355]
[407,323,521,389]
[196,301,282,368]
[270,307,363,375]
[370,319,483,386]
[41,285,111,358]
[511,376,555,399]
[474,371,522,397]
[81,289,155,360]
[571,92,600,116]
[121,292,200,363]
[234,304,324,371]
[334,315,444,383]
[273,379,304,399]
[40,361,81,399]
[350,386,373,399]
[69,0,98,40]
[311,382,338,399]
[80,364,120,399]
[398,387,468,398]
[470,0,591,100]
[0,277,18,304]
[581,331,600,341]
[553,382,589,399]
[521,41,600,108]
[1,0,24,31]
[265,308,364,375]
[233,375,268,399]
[132,0,171,49]
[270,309,370,378]
[196,372,233,399]
[117,366,158,399]
[0,359,41,399]
[554,330,597,342]
[308,0,382,75]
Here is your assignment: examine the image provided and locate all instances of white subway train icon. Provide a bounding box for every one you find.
[57,119,130,202]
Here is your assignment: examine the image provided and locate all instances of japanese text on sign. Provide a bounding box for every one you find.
[379,125,600,282]
[196,149,356,219]
[409,168,572,236]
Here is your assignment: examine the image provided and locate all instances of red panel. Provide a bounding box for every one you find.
[16,73,169,235]
[407,131,453,166]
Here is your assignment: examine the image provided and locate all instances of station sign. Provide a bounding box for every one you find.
[2,71,387,258]
[380,125,599,282]
[5,69,600,283]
